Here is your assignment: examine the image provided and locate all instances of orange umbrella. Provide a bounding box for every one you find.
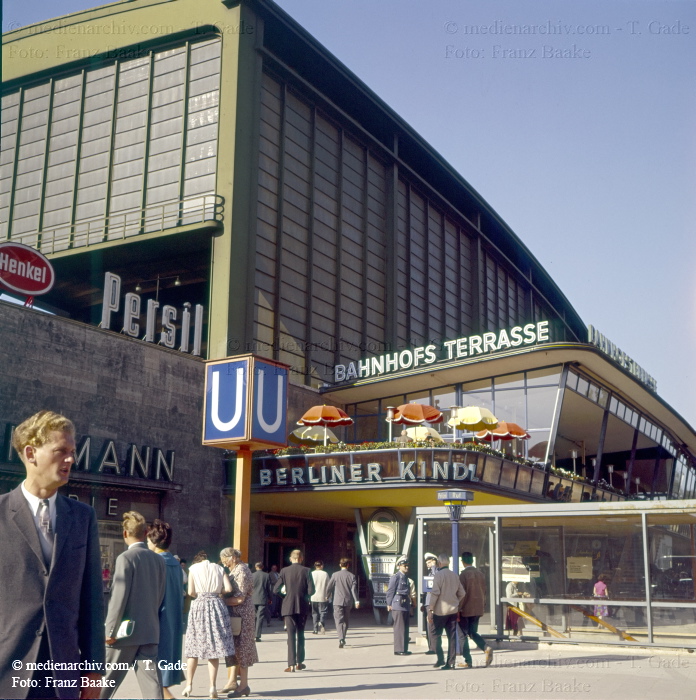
[475,421,530,442]
[297,405,353,446]
[388,402,443,425]
[297,405,353,427]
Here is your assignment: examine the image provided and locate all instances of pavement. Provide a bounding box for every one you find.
[112,609,696,700]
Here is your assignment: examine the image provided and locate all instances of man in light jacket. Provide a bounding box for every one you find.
[310,560,330,635]
[427,553,464,670]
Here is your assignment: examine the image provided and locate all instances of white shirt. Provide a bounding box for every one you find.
[21,481,57,565]
[310,569,330,602]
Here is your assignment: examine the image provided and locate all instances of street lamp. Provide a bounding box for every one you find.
[437,489,474,655]
[437,489,474,570]
[386,406,396,442]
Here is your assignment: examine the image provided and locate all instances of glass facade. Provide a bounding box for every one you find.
[1,36,221,251]
[346,363,696,500]
[417,503,696,648]
[348,366,561,457]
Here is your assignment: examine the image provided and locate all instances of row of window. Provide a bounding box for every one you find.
[1,36,221,249]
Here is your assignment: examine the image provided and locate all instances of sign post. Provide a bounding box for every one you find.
[203,355,289,558]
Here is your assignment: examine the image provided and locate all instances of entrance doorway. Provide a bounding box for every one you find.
[263,517,304,570]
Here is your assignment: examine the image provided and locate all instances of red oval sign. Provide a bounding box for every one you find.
[0,242,55,296]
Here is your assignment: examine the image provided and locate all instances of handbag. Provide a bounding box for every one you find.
[229,615,242,636]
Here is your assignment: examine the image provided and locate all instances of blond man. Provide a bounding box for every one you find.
[0,410,104,699]
[101,511,166,699]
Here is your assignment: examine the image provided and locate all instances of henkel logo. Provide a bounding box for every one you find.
[0,242,55,296]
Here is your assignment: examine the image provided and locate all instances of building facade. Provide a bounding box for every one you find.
[2,0,695,602]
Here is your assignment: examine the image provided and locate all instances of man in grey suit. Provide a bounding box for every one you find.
[326,558,360,648]
[273,549,314,672]
[100,511,166,699]
[0,411,105,700]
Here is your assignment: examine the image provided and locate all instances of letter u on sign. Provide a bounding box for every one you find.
[251,360,287,444]
[204,359,249,442]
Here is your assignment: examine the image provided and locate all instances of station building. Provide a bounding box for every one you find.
[2,0,695,631]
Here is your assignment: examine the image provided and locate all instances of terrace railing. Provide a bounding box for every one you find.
[251,446,626,503]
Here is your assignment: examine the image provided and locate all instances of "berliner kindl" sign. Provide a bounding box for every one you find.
[0,242,55,296]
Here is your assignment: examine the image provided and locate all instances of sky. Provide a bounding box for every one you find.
[3,0,696,429]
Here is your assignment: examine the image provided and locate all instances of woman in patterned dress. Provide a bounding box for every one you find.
[183,551,236,699]
[220,548,258,698]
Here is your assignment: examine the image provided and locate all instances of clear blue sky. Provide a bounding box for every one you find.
[4,0,696,428]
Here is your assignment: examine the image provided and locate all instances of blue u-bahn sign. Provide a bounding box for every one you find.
[203,355,289,450]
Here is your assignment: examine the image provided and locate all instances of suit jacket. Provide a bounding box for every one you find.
[274,563,314,617]
[0,487,105,699]
[251,569,272,606]
[459,565,486,617]
[326,568,359,607]
[104,541,166,647]
[429,567,464,616]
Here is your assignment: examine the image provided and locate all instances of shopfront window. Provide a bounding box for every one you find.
[500,514,648,643]
[647,512,696,645]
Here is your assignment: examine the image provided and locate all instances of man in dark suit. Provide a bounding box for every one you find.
[0,410,105,700]
[100,511,166,699]
[251,562,272,641]
[458,551,493,668]
[326,558,360,648]
[273,549,314,672]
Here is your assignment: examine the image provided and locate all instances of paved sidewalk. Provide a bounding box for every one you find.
[113,611,696,700]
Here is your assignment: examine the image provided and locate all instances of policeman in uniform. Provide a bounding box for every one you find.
[422,552,439,655]
[386,557,416,655]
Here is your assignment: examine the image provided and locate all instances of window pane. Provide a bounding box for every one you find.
[526,386,558,430]
[494,388,525,426]
[526,367,561,387]
[495,373,524,389]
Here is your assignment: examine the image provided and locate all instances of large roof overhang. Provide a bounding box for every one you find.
[321,342,696,456]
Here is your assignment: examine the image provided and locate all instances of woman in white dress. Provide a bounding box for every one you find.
[183,551,236,699]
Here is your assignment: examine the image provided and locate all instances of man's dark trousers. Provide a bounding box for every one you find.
[392,610,410,653]
[255,604,266,639]
[284,613,307,665]
[426,615,438,652]
[459,615,486,664]
[433,613,458,667]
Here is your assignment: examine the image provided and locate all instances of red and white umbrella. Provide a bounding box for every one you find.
[475,421,530,442]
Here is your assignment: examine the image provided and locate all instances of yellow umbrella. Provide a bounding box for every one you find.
[405,426,444,442]
[289,426,339,445]
[448,406,498,432]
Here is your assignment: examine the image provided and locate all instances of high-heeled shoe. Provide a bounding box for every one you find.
[228,686,250,698]
[210,687,219,698]
[182,686,192,699]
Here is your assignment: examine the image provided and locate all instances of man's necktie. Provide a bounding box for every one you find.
[39,499,54,544]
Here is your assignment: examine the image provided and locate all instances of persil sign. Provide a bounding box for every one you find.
[0,242,55,296]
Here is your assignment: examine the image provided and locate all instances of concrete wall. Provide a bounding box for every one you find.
[0,300,228,558]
